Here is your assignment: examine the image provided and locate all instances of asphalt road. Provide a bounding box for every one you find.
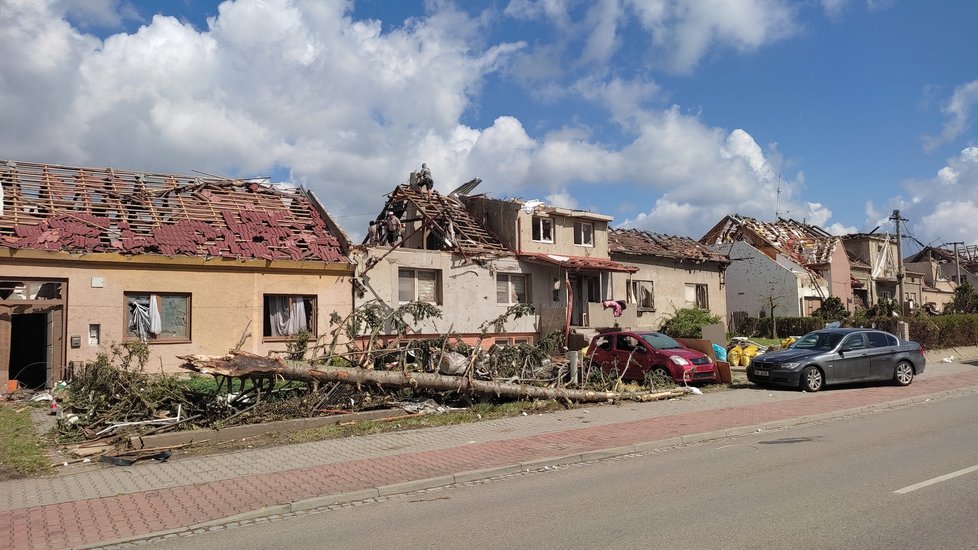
[144,392,978,550]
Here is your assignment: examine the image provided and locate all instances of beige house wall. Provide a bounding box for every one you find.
[609,257,727,331]
[353,248,538,342]
[1,250,352,381]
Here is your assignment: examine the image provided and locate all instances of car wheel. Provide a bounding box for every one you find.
[651,366,671,381]
[894,361,914,386]
[800,366,824,392]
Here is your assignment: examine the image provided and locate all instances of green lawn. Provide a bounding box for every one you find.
[0,405,51,479]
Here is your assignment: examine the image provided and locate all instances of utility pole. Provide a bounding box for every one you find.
[891,210,906,314]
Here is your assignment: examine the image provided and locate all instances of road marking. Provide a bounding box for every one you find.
[894,465,978,494]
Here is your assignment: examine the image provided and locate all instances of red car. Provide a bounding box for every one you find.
[586,330,719,384]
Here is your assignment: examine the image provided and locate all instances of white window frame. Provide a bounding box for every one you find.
[531,216,554,243]
[573,221,594,247]
[628,279,655,311]
[496,273,529,305]
[398,268,441,304]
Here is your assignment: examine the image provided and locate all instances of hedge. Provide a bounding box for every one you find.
[732,314,978,350]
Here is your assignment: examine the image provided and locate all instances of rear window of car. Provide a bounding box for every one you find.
[639,332,682,350]
[867,332,897,348]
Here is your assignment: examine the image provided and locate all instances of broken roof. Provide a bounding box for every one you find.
[701,214,837,267]
[376,184,510,256]
[519,252,638,273]
[609,228,728,264]
[0,160,347,262]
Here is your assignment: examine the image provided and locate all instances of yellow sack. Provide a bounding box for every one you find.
[727,346,743,366]
[780,337,796,349]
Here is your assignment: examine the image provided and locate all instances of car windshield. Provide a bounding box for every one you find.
[640,333,682,350]
[792,332,845,351]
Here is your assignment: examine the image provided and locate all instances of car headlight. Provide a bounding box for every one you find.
[779,362,800,369]
[669,356,691,366]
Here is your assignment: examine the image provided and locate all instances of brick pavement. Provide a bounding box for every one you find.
[3,366,978,550]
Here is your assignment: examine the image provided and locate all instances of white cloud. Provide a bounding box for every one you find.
[625,0,799,73]
[906,147,978,245]
[58,0,140,29]
[0,0,845,244]
[545,189,578,209]
[924,80,978,151]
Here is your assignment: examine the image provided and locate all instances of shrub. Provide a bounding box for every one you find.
[660,308,721,338]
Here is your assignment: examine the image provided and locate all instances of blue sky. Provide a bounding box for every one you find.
[3,1,978,250]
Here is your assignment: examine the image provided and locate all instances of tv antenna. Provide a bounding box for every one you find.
[775,174,792,219]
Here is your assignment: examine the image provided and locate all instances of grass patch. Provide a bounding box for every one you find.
[280,400,564,445]
[0,405,52,479]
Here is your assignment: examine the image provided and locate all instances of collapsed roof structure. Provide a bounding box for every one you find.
[0,160,348,262]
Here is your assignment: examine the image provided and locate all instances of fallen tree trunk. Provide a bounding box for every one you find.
[178,351,687,404]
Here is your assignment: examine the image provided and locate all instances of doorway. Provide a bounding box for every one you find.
[10,312,49,390]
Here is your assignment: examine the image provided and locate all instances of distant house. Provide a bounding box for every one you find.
[0,160,351,389]
[462,195,637,346]
[351,182,532,347]
[608,228,729,330]
[841,233,922,311]
[700,215,853,327]
[904,245,977,312]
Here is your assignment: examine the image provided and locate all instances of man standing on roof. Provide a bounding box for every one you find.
[385,211,403,246]
[419,162,433,199]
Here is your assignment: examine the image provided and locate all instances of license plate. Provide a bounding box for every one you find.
[754,370,769,377]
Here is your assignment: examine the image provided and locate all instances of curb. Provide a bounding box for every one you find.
[75,383,978,549]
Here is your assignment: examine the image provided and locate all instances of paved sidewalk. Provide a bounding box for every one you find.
[3,362,978,550]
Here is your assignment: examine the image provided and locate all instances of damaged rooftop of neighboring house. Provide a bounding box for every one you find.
[0,159,347,262]
[610,228,729,264]
[372,182,510,257]
[701,214,836,267]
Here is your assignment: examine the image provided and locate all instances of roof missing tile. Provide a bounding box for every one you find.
[610,228,729,264]
[0,160,347,262]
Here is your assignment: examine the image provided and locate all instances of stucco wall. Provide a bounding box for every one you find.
[609,256,727,330]
[2,253,352,377]
[354,248,538,340]
[723,241,805,318]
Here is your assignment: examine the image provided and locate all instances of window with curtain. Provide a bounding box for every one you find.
[628,280,655,311]
[126,293,190,342]
[496,273,528,304]
[398,269,441,303]
[684,283,709,309]
[263,295,316,338]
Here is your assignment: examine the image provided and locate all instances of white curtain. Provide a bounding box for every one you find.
[149,294,162,335]
[269,296,307,336]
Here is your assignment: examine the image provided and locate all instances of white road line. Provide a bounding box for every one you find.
[894,465,978,494]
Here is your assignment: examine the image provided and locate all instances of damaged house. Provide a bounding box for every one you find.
[350,180,532,347]
[904,245,978,313]
[608,228,729,330]
[462,195,637,348]
[842,232,923,311]
[700,215,853,328]
[0,160,351,390]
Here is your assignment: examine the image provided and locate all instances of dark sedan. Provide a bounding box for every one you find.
[746,328,926,392]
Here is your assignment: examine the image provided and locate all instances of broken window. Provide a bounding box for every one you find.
[496,273,528,304]
[628,280,655,311]
[684,283,709,309]
[263,295,316,338]
[126,293,190,342]
[531,217,553,243]
[574,222,593,246]
[398,268,441,304]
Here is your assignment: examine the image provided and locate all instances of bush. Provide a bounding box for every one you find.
[660,308,721,338]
